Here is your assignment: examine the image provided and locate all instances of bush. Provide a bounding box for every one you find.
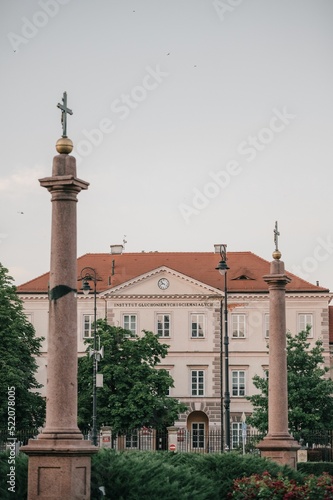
[0,451,28,499]
[91,450,216,499]
[91,450,303,499]
[298,462,333,476]
[229,471,333,499]
[0,449,309,499]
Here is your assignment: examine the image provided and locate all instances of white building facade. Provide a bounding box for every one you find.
[18,249,331,450]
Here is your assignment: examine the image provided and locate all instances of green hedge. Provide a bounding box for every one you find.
[91,450,304,499]
[297,461,333,476]
[0,450,306,500]
[0,452,28,500]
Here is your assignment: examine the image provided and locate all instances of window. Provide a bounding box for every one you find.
[264,314,269,338]
[83,314,94,338]
[232,370,245,397]
[232,422,243,449]
[191,370,205,396]
[123,314,137,334]
[231,314,246,338]
[191,314,205,338]
[125,431,138,449]
[165,369,170,396]
[157,314,170,337]
[192,423,205,449]
[298,313,313,335]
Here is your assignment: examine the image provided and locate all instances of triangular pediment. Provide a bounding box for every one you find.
[100,266,224,298]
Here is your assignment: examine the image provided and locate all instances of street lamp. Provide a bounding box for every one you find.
[80,266,99,446]
[215,244,230,451]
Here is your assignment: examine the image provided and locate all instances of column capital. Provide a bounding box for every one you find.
[263,259,291,288]
[39,153,89,194]
[39,174,89,192]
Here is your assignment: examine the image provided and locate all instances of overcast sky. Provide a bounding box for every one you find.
[1,0,333,291]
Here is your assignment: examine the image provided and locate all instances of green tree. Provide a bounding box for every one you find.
[0,263,45,429]
[247,327,333,438]
[78,320,187,434]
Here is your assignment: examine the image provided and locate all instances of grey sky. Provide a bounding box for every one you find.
[1,0,333,290]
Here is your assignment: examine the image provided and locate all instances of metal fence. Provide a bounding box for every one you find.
[2,428,333,461]
[0,428,39,453]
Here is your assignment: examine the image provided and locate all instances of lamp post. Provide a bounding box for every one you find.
[80,266,98,446]
[215,244,230,451]
[219,298,224,453]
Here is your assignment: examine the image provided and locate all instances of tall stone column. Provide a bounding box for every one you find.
[257,248,300,468]
[21,137,97,499]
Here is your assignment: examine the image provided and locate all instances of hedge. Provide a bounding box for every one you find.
[0,449,307,500]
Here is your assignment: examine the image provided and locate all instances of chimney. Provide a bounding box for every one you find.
[110,244,124,255]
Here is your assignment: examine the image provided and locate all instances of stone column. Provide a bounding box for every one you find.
[21,138,97,499]
[257,250,300,468]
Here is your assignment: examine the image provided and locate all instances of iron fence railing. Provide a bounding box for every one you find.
[0,428,39,453]
[2,428,333,461]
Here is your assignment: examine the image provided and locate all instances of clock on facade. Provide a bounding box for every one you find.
[158,278,169,290]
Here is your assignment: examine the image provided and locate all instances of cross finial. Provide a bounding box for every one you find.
[57,91,73,138]
[274,221,280,251]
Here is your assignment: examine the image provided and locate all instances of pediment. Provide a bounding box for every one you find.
[100,266,223,298]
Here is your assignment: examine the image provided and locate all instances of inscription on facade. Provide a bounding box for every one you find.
[112,302,215,308]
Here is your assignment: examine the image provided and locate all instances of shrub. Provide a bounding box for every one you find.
[0,449,310,499]
[0,451,28,500]
[298,462,333,476]
[91,450,303,499]
[229,471,333,499]
[91,449,216,499]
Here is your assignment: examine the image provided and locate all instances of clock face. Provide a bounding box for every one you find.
[158,278,169,290]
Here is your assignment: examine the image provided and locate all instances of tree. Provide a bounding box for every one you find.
[0,263,45,429]
[247,327,333,439]
[78,320,187,434]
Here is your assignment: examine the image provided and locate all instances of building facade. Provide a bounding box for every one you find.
[18,247,331,450]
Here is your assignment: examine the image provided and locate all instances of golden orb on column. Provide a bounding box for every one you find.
[56,137,73,154]
[272,249,282,260]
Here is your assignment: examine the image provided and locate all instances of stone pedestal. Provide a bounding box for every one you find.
[256,253,300,467]
[21,151,97,498]
[22,440,95,500]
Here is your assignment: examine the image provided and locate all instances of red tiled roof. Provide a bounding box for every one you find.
[17,251,329,294]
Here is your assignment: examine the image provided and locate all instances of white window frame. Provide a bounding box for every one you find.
[157,313,171,337]
[298,313,313,337]
[232,370,246,397]
[231,314,246,338]
[123,314,137,334]
[83,314,94,338]
[125,431,138,449]
[165,369,170,396]
[191,369,205,396]
[191,313,205,338]
[264,313,270,338]
[192,422,205,449]
[231,422,243,449]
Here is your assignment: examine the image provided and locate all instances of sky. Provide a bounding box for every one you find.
[1,0,333,291]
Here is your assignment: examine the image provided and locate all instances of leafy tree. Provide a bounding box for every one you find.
[247,327,333,439]
[0,263,45,429]
[78,320,187,434]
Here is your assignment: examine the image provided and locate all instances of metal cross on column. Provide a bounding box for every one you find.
[274,221,280,251]
[57,91,73,138]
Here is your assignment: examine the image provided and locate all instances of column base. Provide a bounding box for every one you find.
[21,438,98,500]
[257,434,300,469]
